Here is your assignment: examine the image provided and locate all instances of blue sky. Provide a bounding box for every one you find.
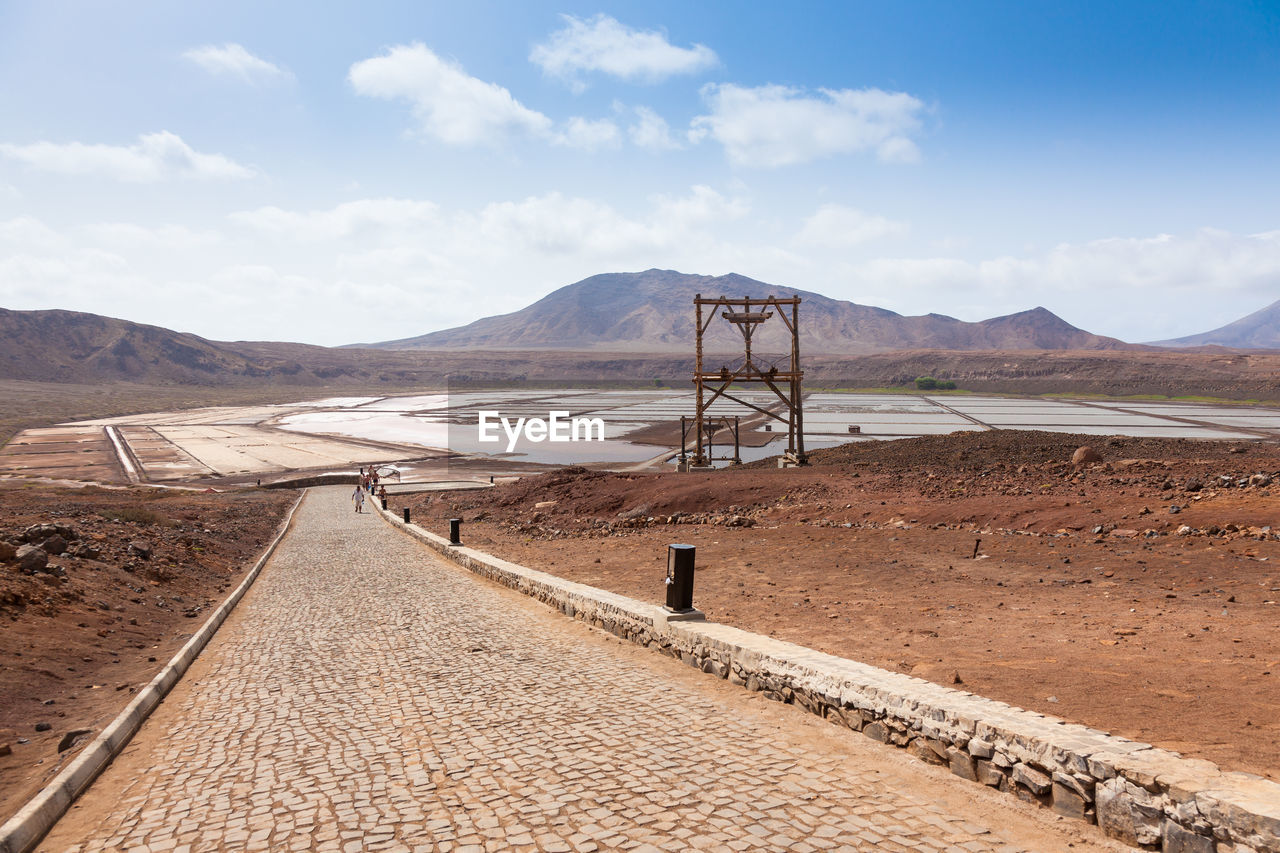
[1,1,1277,346]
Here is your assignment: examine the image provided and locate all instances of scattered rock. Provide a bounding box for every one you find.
[1071,446,1102,466]
[68,541,101,560]
[15,544,48,574]
[56,729,92,753]
[0,541,15,562]
[40,534,68,556]
[1184,478,1203,493]
[534,500,558,509]
[22,523,78,544]
[127,540,152,560]
[33,722,52,732]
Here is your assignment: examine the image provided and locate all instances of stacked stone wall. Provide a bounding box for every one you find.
[381,505,1280,853]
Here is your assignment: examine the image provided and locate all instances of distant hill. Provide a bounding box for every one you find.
[0,307,424,385]
[1,306,1276,403]
[1150,298,1280,350]
[367,269,1134,354]
[0,307,272,383]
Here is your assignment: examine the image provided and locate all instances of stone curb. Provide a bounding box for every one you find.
[379,504,1280,853]
[0,492,306,853]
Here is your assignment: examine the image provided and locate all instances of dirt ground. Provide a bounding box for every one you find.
[0,484,296,824]
[404,430,1280,782]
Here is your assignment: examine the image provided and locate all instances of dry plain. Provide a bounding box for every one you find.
[1,385,1278,839]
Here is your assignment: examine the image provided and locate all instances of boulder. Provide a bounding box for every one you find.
[1071,446,1101,466]
[0,541,15,562]
[68,541,101,560]
[127,540,153,560]
[56,728,92,753]
[15,544,47,574]
[40,534,67,556]
[22,523,77,543]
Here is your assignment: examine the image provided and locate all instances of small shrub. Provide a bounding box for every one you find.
[96,507,168,526]
[915,376,957,391]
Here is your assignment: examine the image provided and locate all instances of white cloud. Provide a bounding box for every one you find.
[554,117,621,151]
[471,193,654,255]
[207,264,317,301]
[653,185,748,225]
[183,43,291,84]
[465,185,749,258]
[0,244,145,310]
[0,182,20,200]
[831,228,1280,340]
[11,197,1275,347]
[531,14,717,90]
[0,215,64,250]
[81,223,223,250]
[0,132,254,182]
[230,198,441,241]
[875,136,921,165]
[795,204,907,248]
[349,43,552,145]
[628,106,681,150]
[690,83,925,168]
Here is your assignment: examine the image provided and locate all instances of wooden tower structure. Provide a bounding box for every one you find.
[691,294,806,467]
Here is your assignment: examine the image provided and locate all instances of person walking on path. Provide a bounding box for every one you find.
[351,483,366,513]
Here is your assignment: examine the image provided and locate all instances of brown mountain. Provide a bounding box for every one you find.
[368,269,1133,354]
[1,307,1276,405]
[0,307,268,383]
[1150,298,1280,350]
[0,307,413,385]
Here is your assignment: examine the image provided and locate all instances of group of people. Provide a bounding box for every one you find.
[351,466,388,513]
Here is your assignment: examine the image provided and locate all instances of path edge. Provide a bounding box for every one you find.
[0,491,307,853]
[377,503,1280,853]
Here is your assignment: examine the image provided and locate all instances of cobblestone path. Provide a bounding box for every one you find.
[42,487,1120,852]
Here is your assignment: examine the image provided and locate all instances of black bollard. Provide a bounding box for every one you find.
[381,497,388,511]
[403,507,411,524]
[449,518,462,545]
[665,544,696,612]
